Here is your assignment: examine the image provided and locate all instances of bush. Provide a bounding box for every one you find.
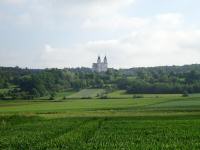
[49,93,55,100]
[96,93,100,97]
[182,91,189,97]
[0,93,5,100]
[133,95,144,99]
[81,97,92,99]
[100,95,108,99]
[24,95,34,100]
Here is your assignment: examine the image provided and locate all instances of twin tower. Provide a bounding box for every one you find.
[92,56,108,72]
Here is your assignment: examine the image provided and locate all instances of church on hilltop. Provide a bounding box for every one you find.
[92,56,108,72]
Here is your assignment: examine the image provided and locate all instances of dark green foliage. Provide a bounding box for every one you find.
[100,95,108,99]
[1,65,200,99]
[117,69,200,94]
[133,95,144,99]
[81,97,92,99]
[49,93,55,100]
[0,93,5,100]
[182,91,189,97]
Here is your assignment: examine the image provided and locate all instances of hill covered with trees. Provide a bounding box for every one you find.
[1,64,200,99]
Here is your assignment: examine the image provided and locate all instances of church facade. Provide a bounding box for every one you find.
[92,56,108,72]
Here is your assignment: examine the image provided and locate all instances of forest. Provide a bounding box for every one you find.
[1,64,200,99]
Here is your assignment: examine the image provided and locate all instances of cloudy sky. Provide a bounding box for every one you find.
[0,0,200,68]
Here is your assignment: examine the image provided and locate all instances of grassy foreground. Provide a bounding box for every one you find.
[1,115,200,149]
[1,92,200,149]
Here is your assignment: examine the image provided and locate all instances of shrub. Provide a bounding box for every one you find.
[100,95,108,99]
[182,91,189,97]
[81,97,92,99]
[0,93,5,100]
[133,95,144,99]
[49,93,55,100]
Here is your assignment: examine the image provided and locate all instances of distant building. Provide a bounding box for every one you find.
[92,56,108,72]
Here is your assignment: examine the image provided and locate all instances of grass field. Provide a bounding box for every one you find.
[107,90,182,98]
[0,90,200,149]
[68,89,105,98]
[1,115,200,149]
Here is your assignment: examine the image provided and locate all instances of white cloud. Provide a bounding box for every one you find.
[16,13,32,25]
[83,13,184,31]
[40,44,94,68]
[1,0,26,5]
[85,30,200,68]
[154,13,184,30]
[43,0,135,18]
[39,12,200,68]
[82,16,149,30]
[155,13,183,25]
[0,0,136,30]
[1,1,200,68]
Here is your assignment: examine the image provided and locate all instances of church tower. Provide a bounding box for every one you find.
[104,56,107,64]
[97,56,101,63]
[102,56,108,72]
[92,55,108,72]
[97,56,102,72]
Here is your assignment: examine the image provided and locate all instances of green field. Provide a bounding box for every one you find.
[107,90,182,98]
[1,90,200,149]
[68,89,105,98]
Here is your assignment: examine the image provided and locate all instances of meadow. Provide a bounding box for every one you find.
[67,89,105,98]
[0,89,200,149]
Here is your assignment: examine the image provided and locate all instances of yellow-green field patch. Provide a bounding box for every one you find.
[67,89,105,98]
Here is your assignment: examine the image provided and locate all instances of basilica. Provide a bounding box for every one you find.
[92,56,108,72]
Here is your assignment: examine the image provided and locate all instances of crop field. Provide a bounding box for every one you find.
[1,115,200,149]
[68,89,105,98]
[107,90,182,98]
[1,91,200,149]
[0,96,191,114]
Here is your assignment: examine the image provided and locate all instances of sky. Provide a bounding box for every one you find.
[0,0,200,69]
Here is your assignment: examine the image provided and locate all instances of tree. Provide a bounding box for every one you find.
[182,91,189,97]
[49,93,55,100]
[0,93,5,100]
[31,88,40,98]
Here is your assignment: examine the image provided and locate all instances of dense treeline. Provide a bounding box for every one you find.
[119,64,200,75]
[117,66,200,94]
[0,67,118,99]
[1,64,200,99]
[0,66,41,89]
